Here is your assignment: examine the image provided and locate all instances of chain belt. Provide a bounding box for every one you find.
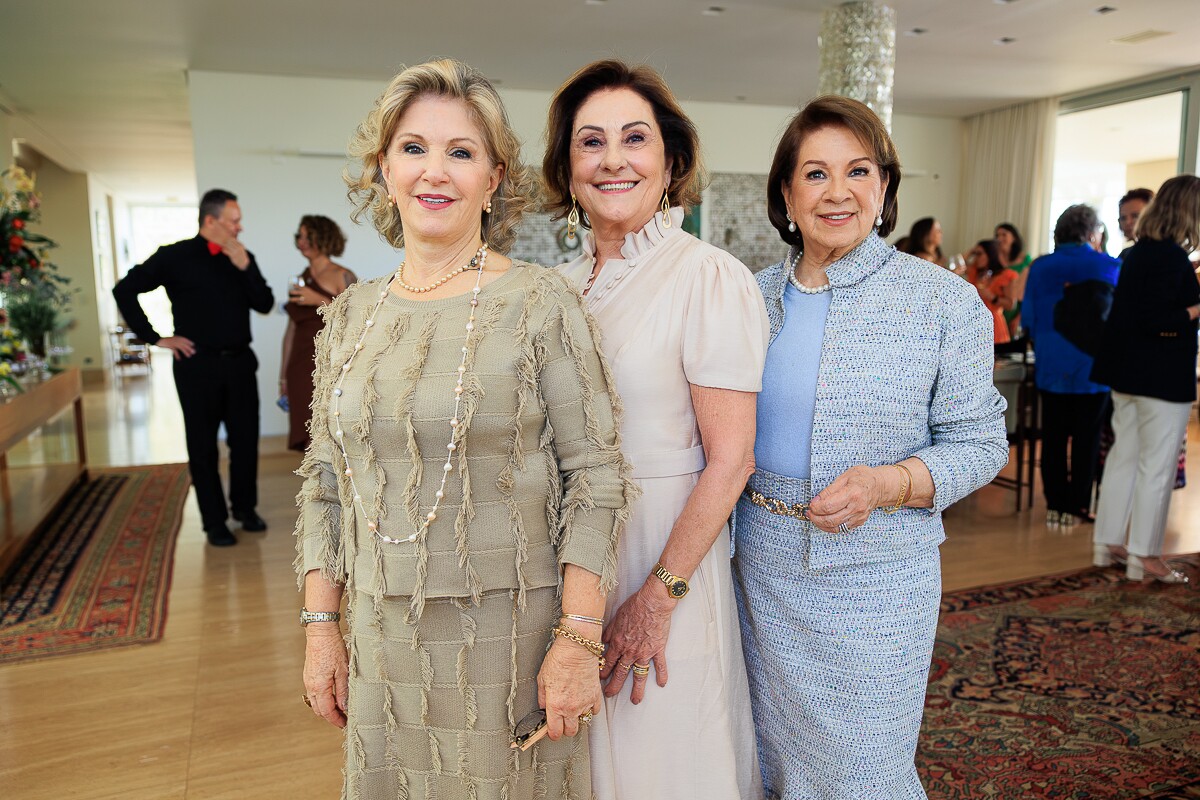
[742,487,810,520]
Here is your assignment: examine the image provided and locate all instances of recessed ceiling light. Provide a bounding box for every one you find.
[1094,5,1117,13]
[702,6,725,15]
[994,36,1017,45]
[904,27,929,36]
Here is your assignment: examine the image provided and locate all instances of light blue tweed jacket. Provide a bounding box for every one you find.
[747,232,1009,568]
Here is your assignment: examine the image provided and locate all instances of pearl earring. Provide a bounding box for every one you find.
[787,213,796,233]
[875,212,883,228]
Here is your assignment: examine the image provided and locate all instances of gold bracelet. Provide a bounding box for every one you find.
[883,463,912,515]
[560,613,605,627]
[551,625,606,658]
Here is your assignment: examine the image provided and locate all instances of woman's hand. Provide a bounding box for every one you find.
[599,581,674,704]
[537,637,602,741]
[807,465,886,533]
[303,626,349,728]
[289,285,327,307]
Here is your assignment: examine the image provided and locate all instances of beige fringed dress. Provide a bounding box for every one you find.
[294,263,635,800]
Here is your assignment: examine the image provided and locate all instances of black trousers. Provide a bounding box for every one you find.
[1038,390,1109,515]
[173,349,260,529]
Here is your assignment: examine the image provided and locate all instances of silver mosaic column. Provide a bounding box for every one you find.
[818,1,897,130]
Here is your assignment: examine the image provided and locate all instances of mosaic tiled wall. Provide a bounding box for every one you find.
[704,173,785,273]
[507,173,784,272]
[510,212,582,267]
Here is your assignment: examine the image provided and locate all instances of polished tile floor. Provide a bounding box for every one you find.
[1,367,1197,799]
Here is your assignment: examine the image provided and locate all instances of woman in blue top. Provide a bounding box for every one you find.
[733,96,1009,800]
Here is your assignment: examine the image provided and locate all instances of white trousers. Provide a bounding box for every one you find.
[1094,391,1192,558]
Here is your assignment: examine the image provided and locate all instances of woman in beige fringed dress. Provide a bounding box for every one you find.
[295,59,635,800]
[544,61,768,799]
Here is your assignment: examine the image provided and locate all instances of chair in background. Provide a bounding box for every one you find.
[991,336,1038,510]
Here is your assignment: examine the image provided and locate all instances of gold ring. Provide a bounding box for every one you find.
[631,663,650,676]
[302,694,312,708]
[617,660,632,671]
[579,712,593,724]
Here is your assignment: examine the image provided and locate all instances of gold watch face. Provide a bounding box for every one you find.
[668,579,689,598]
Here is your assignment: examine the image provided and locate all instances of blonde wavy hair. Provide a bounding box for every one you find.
[1137,174,1200,253]
[345,59,534,254]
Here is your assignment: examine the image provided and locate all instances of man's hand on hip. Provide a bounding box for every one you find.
[158,336,196,360]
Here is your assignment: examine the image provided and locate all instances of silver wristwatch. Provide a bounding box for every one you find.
[300,607,341,626]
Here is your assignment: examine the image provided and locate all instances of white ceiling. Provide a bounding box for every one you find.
[0,0,1197,202]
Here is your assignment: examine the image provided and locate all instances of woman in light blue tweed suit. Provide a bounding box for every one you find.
[733,96,1009,800]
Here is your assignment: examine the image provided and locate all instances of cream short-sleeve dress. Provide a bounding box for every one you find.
[561,208,769,800]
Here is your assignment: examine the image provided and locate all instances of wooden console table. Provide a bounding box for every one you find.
[0,368,88,574]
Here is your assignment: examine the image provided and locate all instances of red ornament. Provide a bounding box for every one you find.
[8,235,22,253]
[30,258,39,269]
[11,218,24,230]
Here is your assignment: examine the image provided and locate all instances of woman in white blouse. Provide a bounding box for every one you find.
[542,59,769,800]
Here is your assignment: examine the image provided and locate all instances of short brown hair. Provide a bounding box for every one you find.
[766,95,901,249]
[345,59,534,253]
[1118,187,1154,210]
[299,215,346,257]
[1136,174,1200,252]
[542,60,706,224]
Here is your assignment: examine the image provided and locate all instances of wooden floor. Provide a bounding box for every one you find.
[2,366,1198,799]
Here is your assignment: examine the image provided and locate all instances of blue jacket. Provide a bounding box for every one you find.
[1022,243,1120,394]
[748,233,1009,568]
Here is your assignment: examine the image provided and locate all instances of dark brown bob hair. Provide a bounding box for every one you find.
[767,95,901,249]
[542,59,707,224]
[298,214,346,257]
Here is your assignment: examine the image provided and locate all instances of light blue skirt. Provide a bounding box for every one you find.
[733,468,940,800]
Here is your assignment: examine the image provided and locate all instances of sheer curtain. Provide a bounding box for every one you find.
[960,98,1058,257]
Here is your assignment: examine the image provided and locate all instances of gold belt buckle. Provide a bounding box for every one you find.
[743,488,810,519]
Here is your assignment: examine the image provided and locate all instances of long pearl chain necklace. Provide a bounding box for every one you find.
[331,244,489,545]
[786,250,832,294]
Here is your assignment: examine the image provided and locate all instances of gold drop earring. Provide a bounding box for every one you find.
[566,194,580,240]
[660,189,671,227]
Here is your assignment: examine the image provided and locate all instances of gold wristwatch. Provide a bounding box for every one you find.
[652,562,690,599]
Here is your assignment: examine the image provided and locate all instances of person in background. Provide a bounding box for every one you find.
[280,215,356,451]
[965,239,1017,343]
[113,188,274,547]
[543,59,767,800]
[1117,187,1154,260]
[736,95,1007,799]
[1091,175,1200,583]
[995,222,1032,336]
[1021,204,1120,526]
[902,216,944,265]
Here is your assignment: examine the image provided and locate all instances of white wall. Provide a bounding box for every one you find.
[1126,158,1177,194]
[189,70,965,435]
[33,158,104,370]
[891,115,965,253]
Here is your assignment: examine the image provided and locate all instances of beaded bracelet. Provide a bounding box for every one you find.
[883,463,913,514]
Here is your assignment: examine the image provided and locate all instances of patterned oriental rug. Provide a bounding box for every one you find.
[0,464,190,665]
[918,560,1200,799]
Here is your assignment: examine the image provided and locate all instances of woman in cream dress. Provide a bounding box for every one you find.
[544,60,768,799]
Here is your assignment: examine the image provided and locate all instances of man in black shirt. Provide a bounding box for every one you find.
[113,189,275,546]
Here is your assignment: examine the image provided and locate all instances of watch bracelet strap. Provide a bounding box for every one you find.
[301,607,341,625]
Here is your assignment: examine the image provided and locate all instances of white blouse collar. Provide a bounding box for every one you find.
[582,207,686,262]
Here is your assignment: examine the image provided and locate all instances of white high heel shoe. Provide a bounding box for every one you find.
[1126,555,1189,584]
[1093,544,1128,568]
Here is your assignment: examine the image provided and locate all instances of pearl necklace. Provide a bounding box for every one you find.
[396,254,480,293]
[786,250,832,294]
[331,244,488,545]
